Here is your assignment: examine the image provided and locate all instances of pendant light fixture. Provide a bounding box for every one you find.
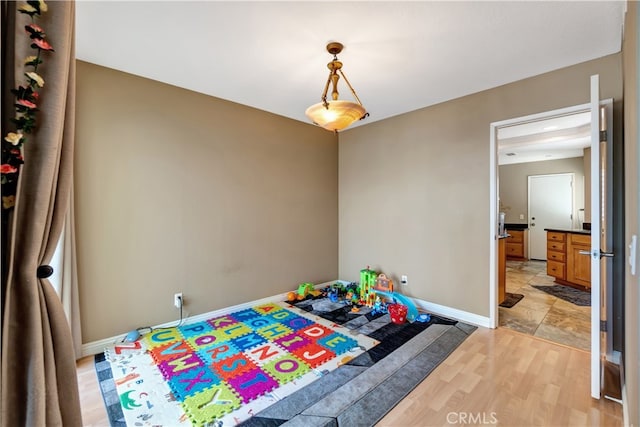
[305,42,369,132]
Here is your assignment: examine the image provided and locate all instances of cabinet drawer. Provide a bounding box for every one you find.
[506,230,523,243]
[547,250,566,262]
[547,241,565,252]
[570,233,591,245]
[506,243,524,257]
[547,232,566,242]
[547,260,566,279]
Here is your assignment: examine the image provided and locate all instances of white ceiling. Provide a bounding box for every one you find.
[497,111,592,165]
[75,1,626,132]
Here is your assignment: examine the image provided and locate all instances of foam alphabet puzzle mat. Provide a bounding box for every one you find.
[103,301,378,426]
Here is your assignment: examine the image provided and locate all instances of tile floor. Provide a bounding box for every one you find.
[499,259,591,351]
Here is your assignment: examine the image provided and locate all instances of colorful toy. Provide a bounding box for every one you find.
[359,267,377,307]
[327,287,339,302]
[296,282,322,300]
[373,290,418,322]
[416,313,431,323]
[388,303,408,324]
[371,296,388,315]
[358,266,419,322]
[290,274,421,323]
[375,273,393,293]
[344,290,359,305]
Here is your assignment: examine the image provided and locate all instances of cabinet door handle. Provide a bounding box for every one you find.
[579,250,591,256]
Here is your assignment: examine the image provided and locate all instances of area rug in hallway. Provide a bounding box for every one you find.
[499,292,524,308]
[96,299,476,426]
[532,284,591,306]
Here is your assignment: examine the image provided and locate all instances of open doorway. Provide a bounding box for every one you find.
[495,110,591,351]
[490,77,616,400]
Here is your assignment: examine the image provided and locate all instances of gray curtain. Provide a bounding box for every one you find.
[1,1,82,425]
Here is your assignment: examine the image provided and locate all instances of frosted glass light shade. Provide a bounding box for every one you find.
[305,100,367,132]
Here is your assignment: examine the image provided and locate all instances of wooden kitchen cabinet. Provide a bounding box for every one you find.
[566,233,591,288]
[505,229,528,260]
[545,230,591,289]
[546,231,566,280]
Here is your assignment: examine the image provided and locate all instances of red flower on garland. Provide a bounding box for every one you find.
[32,38,53,51]
[1,164,18,174]
[1,0,53,210]
[16,99,37,109]
[25,23,43,34]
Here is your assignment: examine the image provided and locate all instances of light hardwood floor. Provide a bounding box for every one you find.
[77,327,622,427]
[379,327,621,426]
[77,355,111,427]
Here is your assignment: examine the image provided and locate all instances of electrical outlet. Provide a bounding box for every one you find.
[401,275,408,285]
[174,293,183,309]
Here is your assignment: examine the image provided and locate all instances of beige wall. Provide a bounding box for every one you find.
[339,53,622,317]
[75,62,338,342]
[499,157,585,227]
[623,1,638,425]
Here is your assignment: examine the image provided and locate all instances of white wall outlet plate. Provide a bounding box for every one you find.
[174,292,183,309]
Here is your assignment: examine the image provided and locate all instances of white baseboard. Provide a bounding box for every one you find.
[82,290,290,357]
[410,297,492,328]
[81,280,486,356]
[81,280,344,358]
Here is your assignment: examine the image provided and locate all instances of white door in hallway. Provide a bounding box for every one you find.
[528,173,574,260]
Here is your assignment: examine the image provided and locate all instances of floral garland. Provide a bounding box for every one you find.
[1,0,53,210]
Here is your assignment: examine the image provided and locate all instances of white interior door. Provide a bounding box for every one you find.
[589,74,602,400]
[528,174,574,260]
[589,74,614,399]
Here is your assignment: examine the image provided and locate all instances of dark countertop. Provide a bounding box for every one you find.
[504,223,529,230]
[544,228,591,235]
